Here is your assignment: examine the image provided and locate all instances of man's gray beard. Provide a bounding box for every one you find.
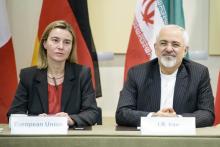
[160,56,177,68]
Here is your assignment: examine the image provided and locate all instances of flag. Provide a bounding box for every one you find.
[124,0,185,80]
[32,0,101,97]
[0,0,18,123]
[214,71,220,125]
[68,0,101,97]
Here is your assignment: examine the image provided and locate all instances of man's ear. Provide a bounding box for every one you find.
[184,46,189,56]
[154,43,158,56]
[154,43,158,52]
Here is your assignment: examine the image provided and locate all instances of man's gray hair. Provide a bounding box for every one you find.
[156,24,189,46]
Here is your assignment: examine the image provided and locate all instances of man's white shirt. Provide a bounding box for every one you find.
[160,69,178,109]
[147,68,178,117]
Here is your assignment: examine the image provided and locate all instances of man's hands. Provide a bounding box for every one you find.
[152,108,177,117]
[39,112,75,126]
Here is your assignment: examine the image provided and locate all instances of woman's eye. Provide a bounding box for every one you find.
[64,41,71,45]
[52,39,59,42]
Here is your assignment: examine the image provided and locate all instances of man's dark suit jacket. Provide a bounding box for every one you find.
[7,62,98,127]
[116,58,215,128]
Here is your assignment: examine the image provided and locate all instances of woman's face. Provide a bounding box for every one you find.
[43,28,73,63]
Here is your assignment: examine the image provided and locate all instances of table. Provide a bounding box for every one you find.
[0,117,220,147]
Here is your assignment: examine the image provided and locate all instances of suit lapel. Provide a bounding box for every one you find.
[173,64,188,112]
[61,63,76,112]
[143,62,161,111]
[150,64,161,111]
[35,69,48,113]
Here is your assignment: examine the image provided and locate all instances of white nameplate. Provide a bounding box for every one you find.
[10,115,68,134]
[141,117,196,135]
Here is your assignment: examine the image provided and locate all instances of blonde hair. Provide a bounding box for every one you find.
[37,20,76,69]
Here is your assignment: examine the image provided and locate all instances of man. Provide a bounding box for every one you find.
[116,25,214,128]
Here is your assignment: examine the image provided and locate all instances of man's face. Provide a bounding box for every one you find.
[154,27,187,69]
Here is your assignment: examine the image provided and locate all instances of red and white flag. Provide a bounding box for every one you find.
[0,0,18,123]
[124,0,185,80]
[124,0,165,80]
[214,71,220,125]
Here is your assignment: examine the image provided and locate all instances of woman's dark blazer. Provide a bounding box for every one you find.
[7,62,98,127]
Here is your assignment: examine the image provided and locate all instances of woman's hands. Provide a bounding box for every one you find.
[39,112,75,126]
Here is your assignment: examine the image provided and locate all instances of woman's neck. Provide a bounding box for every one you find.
[47,61,65,76]
[47,61,65,86]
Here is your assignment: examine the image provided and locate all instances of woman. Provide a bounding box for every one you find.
[8,20,99,127]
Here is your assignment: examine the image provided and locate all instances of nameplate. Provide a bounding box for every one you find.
[10,115,68,134]
[141,117,196,135]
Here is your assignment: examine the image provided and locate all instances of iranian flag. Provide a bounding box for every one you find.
[0,0,18,123]
[124,0,185,80]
